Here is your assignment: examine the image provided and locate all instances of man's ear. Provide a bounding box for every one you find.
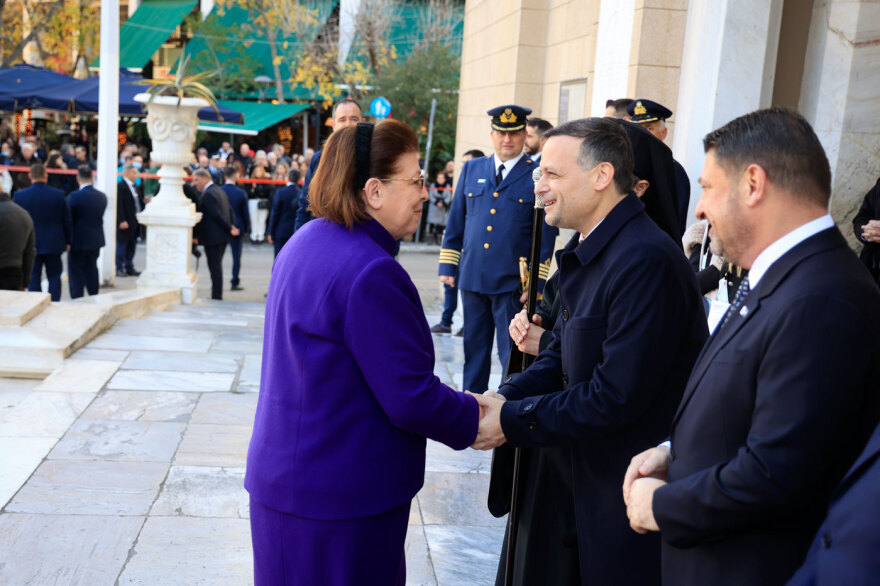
[742,164,767,208]
[633,179,650,198]
[594,162,616,192]
[363,177,383,210]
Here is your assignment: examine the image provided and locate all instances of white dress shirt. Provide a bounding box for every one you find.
[493,152,524,183]
[748,215,835,288]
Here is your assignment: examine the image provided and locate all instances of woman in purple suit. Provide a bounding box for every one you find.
[246,119,480,585]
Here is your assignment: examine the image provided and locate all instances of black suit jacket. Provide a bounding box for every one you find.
[13,182,71,255]
[654,226,880,586]
[198,183,234,246]
[852,176,880,283]
[116,180,140,242]
[68,185,107,251]
[268,183,299,243]
[497,194,708,584]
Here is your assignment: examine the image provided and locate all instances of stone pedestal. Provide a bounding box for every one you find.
[134,93,205,304]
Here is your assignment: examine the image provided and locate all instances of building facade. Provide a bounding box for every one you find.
[454,0,880,242]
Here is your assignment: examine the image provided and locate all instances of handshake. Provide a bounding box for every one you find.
[467,390,507,450]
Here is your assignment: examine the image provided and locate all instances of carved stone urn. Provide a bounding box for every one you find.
[134,93,204,303]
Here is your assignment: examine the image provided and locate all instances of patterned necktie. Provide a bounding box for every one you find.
[719,278,750,330]
[496,164,505,185]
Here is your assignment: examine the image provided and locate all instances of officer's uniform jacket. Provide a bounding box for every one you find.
[439,154,557,295]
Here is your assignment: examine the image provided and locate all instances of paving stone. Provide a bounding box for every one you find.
[0,377,41,394]
[174,423,251,468]
[122,351,241,373]
[49,419,186,462]
[417,471,505,527]
[35,359,121,393]
[109,319,218,340]
[81,390,198,422]
[211,338,263,354]
[238,354,261,387]
[424,440,492,474]
[0,436,57,508]
[71,348,130,361]
[0,391,95,438]
[151,465,248,518]
[405,524,437,586]
[191,393,258,426]
[117,516,252,585]
[424,525,505,586]
[7,460,168,515]
[0,513,143,586]
[237,384,260,394]
[88,333,212,352]
[107,370,235,393]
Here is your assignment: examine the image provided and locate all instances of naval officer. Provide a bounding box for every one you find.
[438,105,558,393]
[627,99,690,236]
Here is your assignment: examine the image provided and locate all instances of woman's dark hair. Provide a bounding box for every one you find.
[310,118,419,229]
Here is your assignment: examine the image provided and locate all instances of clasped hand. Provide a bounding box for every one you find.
[508,309,544,356]
[622,445,670,533]
[466,391,507,450]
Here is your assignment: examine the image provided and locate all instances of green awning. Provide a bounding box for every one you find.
[197,100,310,136]
[95,0,197,69]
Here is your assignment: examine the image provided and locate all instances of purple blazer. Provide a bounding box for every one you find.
[246,217,479,520]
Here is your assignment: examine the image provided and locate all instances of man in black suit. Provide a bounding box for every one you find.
[222,166,250,291]
[13,163,71,301]
[624,108,880,586]
[471,118,708,585]
[192,168,238,300]
[116,165,141,277]
[267,168,300,258]
[67,165,107,298]
[0,190,35,291]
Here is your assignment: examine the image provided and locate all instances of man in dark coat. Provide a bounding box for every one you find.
[852,176,880,285]
[294,98,362,231]
[624,108,880,586]
[267,169,300,258]
[786,418,880,586]
[116,165,141,276]
[221,166,250,291]
[0,190,35,291]
[67,165,107,298]
[472,117,707,585]
[192,168,238,300]
[13,163,71,301]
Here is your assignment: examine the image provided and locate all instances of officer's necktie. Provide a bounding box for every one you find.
[719,278,750,331]
[496,164,505,185]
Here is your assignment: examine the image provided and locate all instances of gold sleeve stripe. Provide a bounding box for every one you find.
[439,249,461,261]
[538,259,552,280]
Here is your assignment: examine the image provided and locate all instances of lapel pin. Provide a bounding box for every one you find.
[740,306,749,317]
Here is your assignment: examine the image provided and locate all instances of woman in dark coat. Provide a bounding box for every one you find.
[245,119,480,585]
[853,177,880,285]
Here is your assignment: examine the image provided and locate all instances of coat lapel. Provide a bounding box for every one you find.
[671,227,847,428]
[497,155,534,190]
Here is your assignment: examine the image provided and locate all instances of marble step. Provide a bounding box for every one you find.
[0,291,50,326]
[0,288,180,379]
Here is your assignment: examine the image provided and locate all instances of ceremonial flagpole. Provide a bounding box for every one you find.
[503,167,545,585]
[97,0,119,285]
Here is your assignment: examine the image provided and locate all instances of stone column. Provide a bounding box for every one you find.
[134,94,204,304]
[672,0,783,224]
[799,0,880,248]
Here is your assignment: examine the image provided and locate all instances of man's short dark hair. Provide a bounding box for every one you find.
[192,168,212,180]
[0,191,10,201]
[225,165,239,179]
[545,117,634,194]
[463,149,485,159]
[77,165,92,180]
[29,162,46,180]
[332,98,362,118]
[526,117,553,137]
[288,168,301,184]
[605,98,634,119]
[703,107,831,207]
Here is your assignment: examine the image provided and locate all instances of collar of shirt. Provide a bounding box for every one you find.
[493,152,524,181]
[578,218,605,243]
[203,181,214,192]
[79,183,92,188]
[748,214,835,287]
[123,177,136,192]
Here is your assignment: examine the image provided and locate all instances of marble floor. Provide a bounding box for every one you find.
[0,249,508,586]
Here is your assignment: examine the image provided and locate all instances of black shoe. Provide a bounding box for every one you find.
[453,328,463,337]
[231,285,244,291]
[126,270,141,276]
[430,323,452,334]
[116,270,127,277]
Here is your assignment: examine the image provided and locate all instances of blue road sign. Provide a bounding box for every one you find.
[370,96,392,118]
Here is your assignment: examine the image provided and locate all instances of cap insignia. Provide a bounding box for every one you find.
[500,108,517,124]
[634,101,647,116]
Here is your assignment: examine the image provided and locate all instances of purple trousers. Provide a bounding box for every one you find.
[249,497,409,585]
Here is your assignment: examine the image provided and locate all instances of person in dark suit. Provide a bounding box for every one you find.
[67,165,107,298]
[221,166,250,291]
[294,98,363,232]
[267,168,300,258]
[439,105,558,394]
[13,163,71,301]
[472,117,708,585]
[192,168,239,300]
[0,190,35,291]
[116,165,141,277]
[786,419,880,586]
[852,176,880,285]
[624,108,880,586]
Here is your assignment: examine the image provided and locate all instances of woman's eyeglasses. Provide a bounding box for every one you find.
[378,172,426,189]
